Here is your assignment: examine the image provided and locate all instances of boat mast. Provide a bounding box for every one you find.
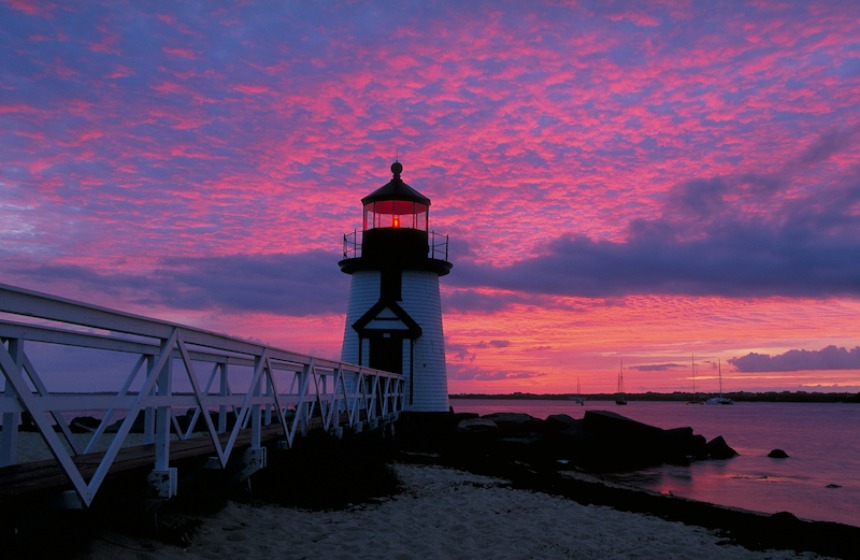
[718,359,723,398]
[691,354,698,396]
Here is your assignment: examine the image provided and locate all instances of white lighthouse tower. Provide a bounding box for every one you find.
[339,162,452,412]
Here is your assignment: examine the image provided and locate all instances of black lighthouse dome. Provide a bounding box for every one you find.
[339,162,450,276]
[361,161,431,231]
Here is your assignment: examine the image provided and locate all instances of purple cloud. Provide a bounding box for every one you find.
[632,363,686,372]
[448,362,546,382]
[4,251,349,317]
[450,130,860,299]
[731,346,860,372]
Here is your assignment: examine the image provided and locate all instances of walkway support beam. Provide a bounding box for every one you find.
[0,283,404,507]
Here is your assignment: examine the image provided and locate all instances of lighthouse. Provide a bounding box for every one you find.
[339,162,452,412]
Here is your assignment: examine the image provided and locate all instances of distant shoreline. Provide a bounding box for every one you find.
[450,391,860,403]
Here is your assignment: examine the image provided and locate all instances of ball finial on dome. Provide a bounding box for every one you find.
[391,161,403,177]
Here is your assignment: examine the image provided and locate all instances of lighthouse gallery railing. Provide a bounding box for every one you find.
[0,282,403,507]
[343,229,449,261]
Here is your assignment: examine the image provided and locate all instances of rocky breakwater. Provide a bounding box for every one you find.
[398,409,736,473]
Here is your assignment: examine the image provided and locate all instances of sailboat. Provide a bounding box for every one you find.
[706,360,734,405]
[570,377,585,405]
[686,354,705,404]
[615,361,628,405]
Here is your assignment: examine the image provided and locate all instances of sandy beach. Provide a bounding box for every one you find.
[70,462,836,560]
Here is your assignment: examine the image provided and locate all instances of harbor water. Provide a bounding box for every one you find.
[450,398,860,527]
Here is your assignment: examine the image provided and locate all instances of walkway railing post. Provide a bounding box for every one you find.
[143,355,156,444]
[218,362,228,432]
[147,333,178,500]
[251,354,263,448]
[299,361,312,437]
[1,338,23,467]
[153,350,172,472]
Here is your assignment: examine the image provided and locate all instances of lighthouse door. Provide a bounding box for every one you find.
[369,334,403,375]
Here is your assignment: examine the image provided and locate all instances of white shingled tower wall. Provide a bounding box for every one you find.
[340,270,449,412]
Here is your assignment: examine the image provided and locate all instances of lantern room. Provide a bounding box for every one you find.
[340,162,450,276]
[361,162,430,232]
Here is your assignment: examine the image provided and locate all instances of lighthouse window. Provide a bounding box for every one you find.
[363,200,428,231]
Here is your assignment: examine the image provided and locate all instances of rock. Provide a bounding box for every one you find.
[398,409,738,475]
[105,411,147,433]
[583,410,664,441]
[767,448,789,458]
[556,420,590,443]
[542,413,579,432]
[661,427,707,462]
[552,421,592,463]
[456,417,499,434]
[579,410,667,470]
[688,434,708,459]
[482,412,540,433]
[706,435,738,459]
[69,416,101,433]
[448,417,501,461]
[178,409,238,432]
[494,433,550,462]
[19,411,38,432]
[397,411,469,452]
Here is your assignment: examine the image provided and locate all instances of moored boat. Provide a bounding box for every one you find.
[615,361,627,405]
[706,360,734,405]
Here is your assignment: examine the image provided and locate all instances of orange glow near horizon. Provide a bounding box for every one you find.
[442,294,860,395]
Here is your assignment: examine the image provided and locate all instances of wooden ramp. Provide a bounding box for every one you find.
[0,423,283,502]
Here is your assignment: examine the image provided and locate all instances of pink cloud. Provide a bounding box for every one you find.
[162,46,197,60]
[89,24,122,54]
[5,0,47,16]
[606,10,662,27]
[233,84,272,95]
[107,64,134,78]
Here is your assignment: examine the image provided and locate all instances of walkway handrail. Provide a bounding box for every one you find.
[0,283,403,507]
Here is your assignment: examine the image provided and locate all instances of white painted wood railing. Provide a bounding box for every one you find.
[0,283,403,507]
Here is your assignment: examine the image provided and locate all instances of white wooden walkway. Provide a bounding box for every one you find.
[0,283,403,507]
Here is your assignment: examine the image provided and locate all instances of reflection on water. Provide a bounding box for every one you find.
[622,455,855,524]
[453,399,860,526]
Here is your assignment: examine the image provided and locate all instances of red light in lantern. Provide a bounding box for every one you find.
[393,216,400,228]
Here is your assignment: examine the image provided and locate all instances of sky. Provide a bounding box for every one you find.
[2,1,860,395]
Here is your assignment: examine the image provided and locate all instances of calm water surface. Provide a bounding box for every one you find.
[451,399,860,527]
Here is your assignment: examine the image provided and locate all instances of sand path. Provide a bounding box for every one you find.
[74,462,834,560]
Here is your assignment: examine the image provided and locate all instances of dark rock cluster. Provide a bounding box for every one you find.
[399,409,736,473]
